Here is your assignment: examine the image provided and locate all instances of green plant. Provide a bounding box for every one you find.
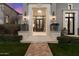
[57,36,79,44]
[0,24,20,35]
[0,35,22,42]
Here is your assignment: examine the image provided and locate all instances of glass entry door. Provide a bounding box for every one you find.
[33,17,44,32]
[35,18,44,32]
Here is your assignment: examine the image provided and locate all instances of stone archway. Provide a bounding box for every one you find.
[32,8,46,32]
[28,4,51,35]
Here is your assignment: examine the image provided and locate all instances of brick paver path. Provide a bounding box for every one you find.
[25,43,53,56]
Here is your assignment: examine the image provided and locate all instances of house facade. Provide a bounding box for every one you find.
[0,3,20,24]
[21,3,79,36]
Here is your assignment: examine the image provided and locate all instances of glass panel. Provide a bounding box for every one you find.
[64,18,68,30]
[37,20,39,28]
[70,18,73,33]
[70,13,73,17]
[40,20,42,28]
[65,13,69,17]
[37,20,39,25]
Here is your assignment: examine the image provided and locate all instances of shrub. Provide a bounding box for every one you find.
[0,35,22,42]
[57,36,79,44]
[0,24,20,35]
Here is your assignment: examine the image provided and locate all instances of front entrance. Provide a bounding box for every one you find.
[34,17,44,32]
[32,8,46,32]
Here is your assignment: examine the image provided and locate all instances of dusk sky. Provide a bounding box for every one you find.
[7,3,23,14]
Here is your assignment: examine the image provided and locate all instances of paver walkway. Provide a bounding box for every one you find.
[25,43,53,56]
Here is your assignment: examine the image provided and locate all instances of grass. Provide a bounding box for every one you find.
[48,43,79,56]
[0,42,30,56]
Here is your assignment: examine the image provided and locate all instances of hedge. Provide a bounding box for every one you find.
[0,24,20,35]
[0,35,22,42]
[57,36,79,44]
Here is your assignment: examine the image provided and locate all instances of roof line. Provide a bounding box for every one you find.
[3,3,21,14]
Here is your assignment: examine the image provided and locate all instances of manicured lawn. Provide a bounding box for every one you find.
[0,42,30,56]
[48,43,79,56]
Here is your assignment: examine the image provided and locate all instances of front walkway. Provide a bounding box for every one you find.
[18,31,60,56]
[25,43,53,56]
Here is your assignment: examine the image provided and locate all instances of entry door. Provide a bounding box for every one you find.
[35,18,44,32]
[65,12,75,35]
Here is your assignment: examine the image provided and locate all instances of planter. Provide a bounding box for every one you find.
[50,23,59,31]
[57,36,79,44]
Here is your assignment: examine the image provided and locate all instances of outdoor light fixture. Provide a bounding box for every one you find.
[50,11,56,21]
[50,13,56,25]
[68,4,73,10]
[23,16,29,20]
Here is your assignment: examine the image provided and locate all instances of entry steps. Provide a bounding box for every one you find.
[18,31,60,43]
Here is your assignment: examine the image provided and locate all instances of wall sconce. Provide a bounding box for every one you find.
[68,4,73,10]
[23,16,29,21]
[50,11,56,21]
[22,16,29,24]
[53,11,56,19]
[50,16,56,23]
[52,16,56,20]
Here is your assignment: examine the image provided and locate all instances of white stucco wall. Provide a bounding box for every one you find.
[28,4,51,35]
[22,3,79,36]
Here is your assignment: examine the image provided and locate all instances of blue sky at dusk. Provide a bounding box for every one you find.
[7,3,23,14]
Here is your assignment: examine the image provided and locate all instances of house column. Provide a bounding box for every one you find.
[75,11,78,36]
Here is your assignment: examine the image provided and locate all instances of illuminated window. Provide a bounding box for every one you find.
[64,12,75,35]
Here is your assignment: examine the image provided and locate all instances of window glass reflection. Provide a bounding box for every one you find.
[65,13,69,17]
[70,13,73,17]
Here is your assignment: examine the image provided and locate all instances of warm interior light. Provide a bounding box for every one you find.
[37,10,42,13]
[33,24,35,27]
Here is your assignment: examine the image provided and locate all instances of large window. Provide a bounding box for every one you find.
[64,12,75,35]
